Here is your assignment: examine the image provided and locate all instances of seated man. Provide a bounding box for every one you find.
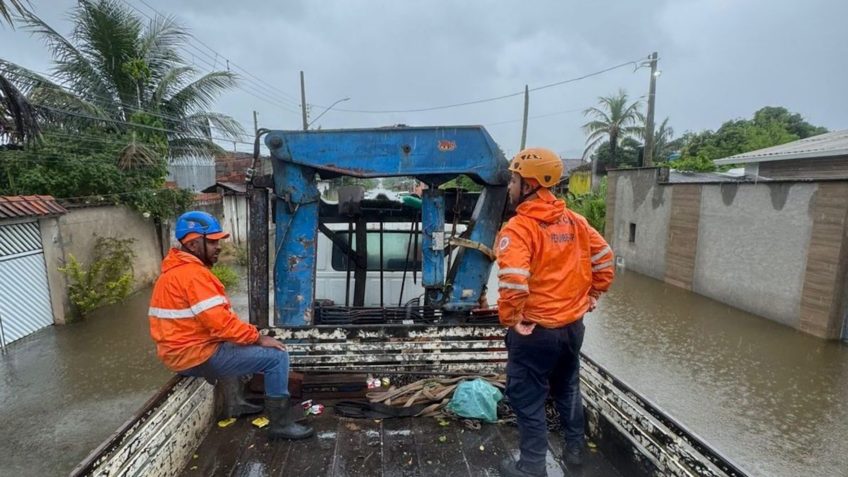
[148,211,312,440]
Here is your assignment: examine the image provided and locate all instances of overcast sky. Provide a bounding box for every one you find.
[2,0,846,158]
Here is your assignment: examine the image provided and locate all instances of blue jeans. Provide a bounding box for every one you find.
[505,319,585,468]
[180,342,290,398]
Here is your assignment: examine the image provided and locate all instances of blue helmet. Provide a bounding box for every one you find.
[175,211,229,242]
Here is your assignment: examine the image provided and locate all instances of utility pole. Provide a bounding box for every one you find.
[520,85,529,150]
[300,70,308,131]
[253,110,258,136]
[643,51,659,167]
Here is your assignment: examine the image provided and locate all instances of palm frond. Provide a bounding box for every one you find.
[0,0,29,26]
[140,12,185,73]
[151,65,194,107]
[582,135,605,159]
[582,106,611,123]
[163,71,238,117]
[182,111,245,140]
[0,72,39,143]
[167,136,225,158]
[18,7,119,115]
[73,0,143,109]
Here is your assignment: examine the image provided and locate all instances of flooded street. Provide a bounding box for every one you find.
[586,271,848,477]
[1,269,845,476]
[0,288,171,476]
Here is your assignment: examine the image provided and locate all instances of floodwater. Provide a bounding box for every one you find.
[0,288,171,476]
[0,270,845,476]
[584,271,848,477]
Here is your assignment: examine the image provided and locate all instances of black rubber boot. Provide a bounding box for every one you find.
[266,396,314,440]
[219,376,263,418]
[498,457,547,477]
[562,443,584,466]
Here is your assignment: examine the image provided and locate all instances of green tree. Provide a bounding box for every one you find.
[591,137,642,171]
[2,0,243,155]
[582,89,644,161]
[671,106,826,172]
[649,117,675,163]
[0,130,194,219]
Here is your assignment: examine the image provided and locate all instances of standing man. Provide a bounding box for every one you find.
[148,211,313,440]
[497,149,615,476]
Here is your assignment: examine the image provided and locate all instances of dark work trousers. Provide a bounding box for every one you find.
[505,318,585,468]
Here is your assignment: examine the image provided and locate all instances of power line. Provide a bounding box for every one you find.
[32,104,256,146]
[3,70,254,140]
[119,0,302,115]
[484,107,585,127]
[318,58,646,114]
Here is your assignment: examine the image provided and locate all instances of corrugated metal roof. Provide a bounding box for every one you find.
[202,181,247,194]
[714,130,848,165]
[0,195,68,220]
[561,158,586,176]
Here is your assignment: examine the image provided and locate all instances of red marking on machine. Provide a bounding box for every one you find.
[438,140,456,152]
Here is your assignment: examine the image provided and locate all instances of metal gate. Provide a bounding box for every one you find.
[0,221,54,346]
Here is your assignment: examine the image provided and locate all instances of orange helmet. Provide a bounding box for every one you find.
[508,147,564,188]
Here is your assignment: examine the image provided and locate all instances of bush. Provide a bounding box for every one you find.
[211,263,240,289]
[59,237,135,320]
[566,178,607,234]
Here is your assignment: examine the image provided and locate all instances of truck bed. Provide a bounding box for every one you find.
[182,407,621,477]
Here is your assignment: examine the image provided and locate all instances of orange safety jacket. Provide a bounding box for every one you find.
[496,188,614,328]
[148,248,259,372]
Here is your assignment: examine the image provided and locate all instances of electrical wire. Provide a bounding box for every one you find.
[2,66,254,140]
[318,58,646,114]
[120,0,303,115]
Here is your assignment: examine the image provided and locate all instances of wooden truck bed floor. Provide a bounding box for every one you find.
[182,407,621,477]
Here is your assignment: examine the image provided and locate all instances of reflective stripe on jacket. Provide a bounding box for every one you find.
[149,248,259,371]
[496,188,614,328]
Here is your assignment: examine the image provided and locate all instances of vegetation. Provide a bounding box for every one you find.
[582,89,644,161]
[567,178,606,234]
[1,0,243,155]
[580,87,827,176]
[440,175,483,192]
[219,242,248,266]
[667,107,827,172]
[211,263,240,289]
[0,0,28,26]
[59,236,135,320]
[0,132,194,219]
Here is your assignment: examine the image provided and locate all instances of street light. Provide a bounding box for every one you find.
[307,97,350,129]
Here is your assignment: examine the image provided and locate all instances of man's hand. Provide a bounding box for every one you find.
[587,296,598,312]
[257,335,286,351]
[513,321,536,336]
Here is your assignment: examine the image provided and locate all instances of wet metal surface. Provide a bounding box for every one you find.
[0,288,171,477]
[584,271,848,477]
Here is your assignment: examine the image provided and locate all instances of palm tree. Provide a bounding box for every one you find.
[650,117,675,163]
[582,89,644,162]
[1,0,243,157]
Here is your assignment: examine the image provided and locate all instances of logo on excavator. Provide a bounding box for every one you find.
[438,140,456,152]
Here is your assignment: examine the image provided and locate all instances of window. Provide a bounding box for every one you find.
[629,223,636,243]
[331,231,423,272]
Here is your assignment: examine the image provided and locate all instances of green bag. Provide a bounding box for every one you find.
[446,379,503,423]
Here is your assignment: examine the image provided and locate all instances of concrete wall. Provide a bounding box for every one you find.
[607,169,671,280]
[57,205,163,291]
[693,183,815,326]
[607,169,848,339]
[37,217,70,324]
